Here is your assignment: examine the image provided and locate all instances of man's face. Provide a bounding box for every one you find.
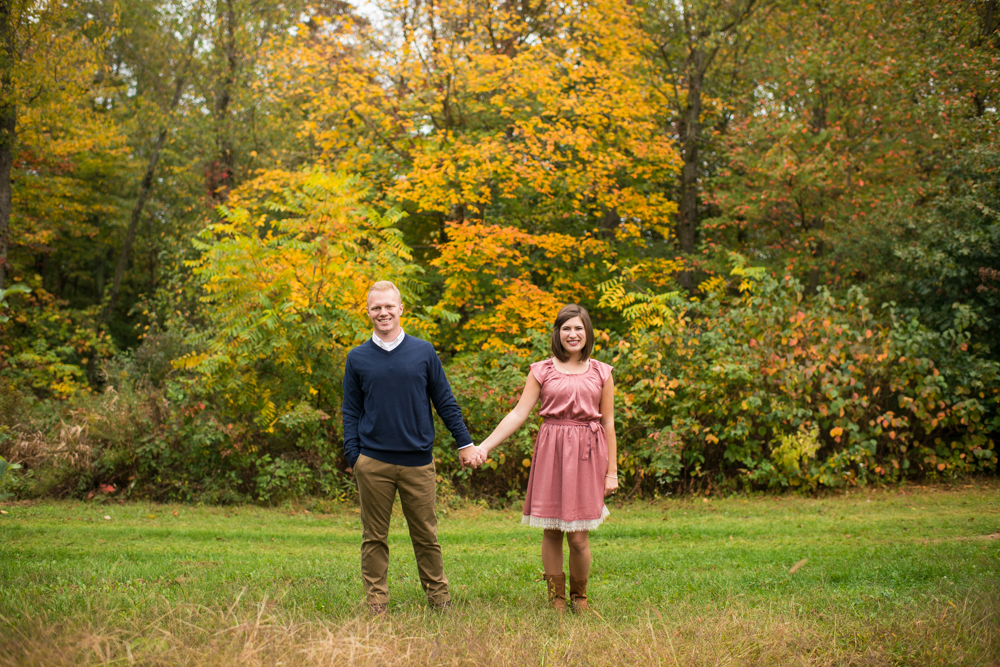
[367,289,403,339]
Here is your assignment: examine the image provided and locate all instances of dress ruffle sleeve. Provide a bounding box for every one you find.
[529,359,551,385]
[594,360,613,385]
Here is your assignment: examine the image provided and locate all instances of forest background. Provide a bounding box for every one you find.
[0,0,998,505]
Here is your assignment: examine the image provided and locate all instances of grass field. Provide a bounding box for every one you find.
[1,483,998,666]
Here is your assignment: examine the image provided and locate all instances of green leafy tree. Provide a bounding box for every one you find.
[704,0,999,294]
[637,0,760,290]
[176,168,422,432]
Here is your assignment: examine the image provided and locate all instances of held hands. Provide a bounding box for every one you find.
[459,444,489,469]
[604,473,619,498]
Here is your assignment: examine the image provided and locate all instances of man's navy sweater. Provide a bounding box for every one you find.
[342,335,471,468]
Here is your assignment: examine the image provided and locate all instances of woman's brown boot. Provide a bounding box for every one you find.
[569,575,589,612]
[542,573,567,613]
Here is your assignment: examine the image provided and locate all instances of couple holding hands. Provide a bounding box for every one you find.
[342,281,619,615]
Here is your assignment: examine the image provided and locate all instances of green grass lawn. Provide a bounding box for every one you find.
[1,483,998,666]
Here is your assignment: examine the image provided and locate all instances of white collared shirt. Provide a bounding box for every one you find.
[370,328,473,450]
[372,329,405,351]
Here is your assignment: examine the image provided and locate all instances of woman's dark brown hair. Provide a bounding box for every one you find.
[550,304,594,362]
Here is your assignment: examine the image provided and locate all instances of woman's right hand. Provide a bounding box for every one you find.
[476,371,541,460]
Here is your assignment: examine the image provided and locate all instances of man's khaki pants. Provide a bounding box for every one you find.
[354,454,450,606]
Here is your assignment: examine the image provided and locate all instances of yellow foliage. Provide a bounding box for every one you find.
[698,276,727,296]
[258,0,686,352]
[179,169,423,426]
[271,0,680,235]
[771,425,822,476]
[11,2,131,261]
[598,262,685,332]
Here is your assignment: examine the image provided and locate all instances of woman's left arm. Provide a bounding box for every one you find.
[600,375,618,497]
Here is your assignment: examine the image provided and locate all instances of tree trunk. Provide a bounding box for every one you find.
[649,1,758,293]
[101,127,169,324]
[0,99,13,292]
[147,213,155,293]
[599,204,620,238]
[0,0,16,291]
[676,47,706,292]
[984,0,997,39]
[209,0,237,202]
[95,247,109,299]
[102,73,187,325]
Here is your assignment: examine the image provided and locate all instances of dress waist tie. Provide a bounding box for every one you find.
[542,418,604,460]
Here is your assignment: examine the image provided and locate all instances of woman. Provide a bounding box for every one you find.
[478,304,618,612]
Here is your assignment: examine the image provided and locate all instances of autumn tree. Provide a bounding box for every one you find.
[89,0,335,333]
[0,3,130,394]
[0,0,131,296]
[637,0,760,290]
[704,0,999,296]
[1,0,115,290]
[202,0,353,201]
[176,168,422,428]
[92,0,210,328]
[272,0,681,349]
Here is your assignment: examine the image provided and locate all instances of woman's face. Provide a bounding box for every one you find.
[559,316,587,357]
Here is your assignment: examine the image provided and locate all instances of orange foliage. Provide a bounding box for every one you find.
[432,223,610,351]
[278,0,680,233]
[268,0,682,345]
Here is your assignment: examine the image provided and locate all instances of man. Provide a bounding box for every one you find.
[342,280,485,614]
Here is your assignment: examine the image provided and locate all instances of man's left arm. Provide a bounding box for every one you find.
[426,349,483,467]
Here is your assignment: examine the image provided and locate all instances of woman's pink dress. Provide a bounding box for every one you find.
[522,358,613,532]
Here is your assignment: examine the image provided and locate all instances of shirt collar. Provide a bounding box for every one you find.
[372,329,405,351]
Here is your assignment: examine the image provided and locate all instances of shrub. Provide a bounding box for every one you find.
[174,168,422,434]
[602,258,999,493]
[6,251,996,502]
[0,335,349,503]
[0,288,116,399]
[435,261,998,500]
[440,333,550,501]
[0,457,22,501]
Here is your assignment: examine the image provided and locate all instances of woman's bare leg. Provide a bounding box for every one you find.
[541,529,564,574]
[566,531,591,580]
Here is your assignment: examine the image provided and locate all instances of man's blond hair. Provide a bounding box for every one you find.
[367,280,402,304]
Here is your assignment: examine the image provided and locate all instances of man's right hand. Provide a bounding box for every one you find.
[459,445,487,469]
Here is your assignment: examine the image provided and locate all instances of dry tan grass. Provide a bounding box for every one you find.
[3,588,997,667]
[0,384,164,492]
[1,421,92,471]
